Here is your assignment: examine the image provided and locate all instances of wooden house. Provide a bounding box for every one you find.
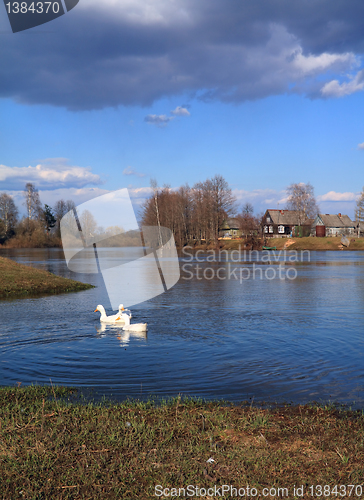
[219,218,242,239]
[262,209,312,237]
[311,213,355,237]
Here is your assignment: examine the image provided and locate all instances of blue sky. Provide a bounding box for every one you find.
[1,0,364,218]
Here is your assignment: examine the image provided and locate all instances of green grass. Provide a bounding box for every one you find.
[0,256,94,298]
[0,385,363,499]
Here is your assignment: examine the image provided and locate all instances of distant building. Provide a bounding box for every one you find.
[219,218,242,239]
[262,209,312,237]
[311,213,355,237]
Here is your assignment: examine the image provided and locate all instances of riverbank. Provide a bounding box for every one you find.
[0,256,93,298]
[0,385,362,499]
[188,236,364,251]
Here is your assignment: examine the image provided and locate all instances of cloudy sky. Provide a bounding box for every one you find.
[1,0,364,217]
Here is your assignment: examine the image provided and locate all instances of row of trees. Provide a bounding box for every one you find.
[141,175,237,246]
[0,178,322,247]
[0,183,75,247]
[141,179,320,245]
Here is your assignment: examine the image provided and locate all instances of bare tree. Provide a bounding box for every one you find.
[209,175,237,241]
[0,193,18,242]
[141,174,236,245]
[79,209,97,246]
[23,183,42,222]
[54,199,76,237]
[237,203,259,237]
[355,187,364,237]
[355,187,364,221]
[150,178,163,247]
[285,182,319,225]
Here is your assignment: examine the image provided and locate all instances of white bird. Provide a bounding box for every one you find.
[120,311,148,332]
[117,304,132,320]
[94,304,125,323]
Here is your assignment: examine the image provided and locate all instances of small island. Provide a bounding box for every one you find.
[0,256,93,298]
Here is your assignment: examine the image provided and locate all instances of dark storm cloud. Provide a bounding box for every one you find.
[1,0,364,110]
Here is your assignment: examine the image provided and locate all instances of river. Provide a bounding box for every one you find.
[0,247,363,407]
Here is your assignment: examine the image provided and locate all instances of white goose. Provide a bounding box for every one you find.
[117,304,132,320]
[94,304,130,324]
[120,311,148,332]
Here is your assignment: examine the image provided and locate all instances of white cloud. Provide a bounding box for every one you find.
[358,142,364,150]
[317,191,358,202]
[144,114,174,126]
[171,106,190,116]
[232,188,287,214]
[123,166,146,178]
[321,69,364,97]
[293,51,356,75]
[0,158,101,190]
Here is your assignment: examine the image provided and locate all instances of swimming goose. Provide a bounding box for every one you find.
[117,304,132,320]
[94,304,123,323]
[120,311,147,332]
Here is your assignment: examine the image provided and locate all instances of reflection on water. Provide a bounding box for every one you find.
[95,322,147,347]
[0,248,364,407]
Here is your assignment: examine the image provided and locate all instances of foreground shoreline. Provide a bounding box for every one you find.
[0,255,93,298]
[0,385,363,499]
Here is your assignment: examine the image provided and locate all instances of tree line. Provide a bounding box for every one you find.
[140,178,321,246]
[141,175,239,246]
[0,178,322,248]
[0,183,75,247]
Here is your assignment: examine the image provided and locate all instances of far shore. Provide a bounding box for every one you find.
[1,236,364,254]
[185,236,364,252]
[0,255,93,298]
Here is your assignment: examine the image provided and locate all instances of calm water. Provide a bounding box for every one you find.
[1,247,364,407]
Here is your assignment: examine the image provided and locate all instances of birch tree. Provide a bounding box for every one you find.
[0,193,18,242]
[23,183,42,221]
[285,182,319,225]
[355,187,364,222]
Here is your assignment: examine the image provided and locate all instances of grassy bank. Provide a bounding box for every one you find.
[0,385,363,499]
[264,236,364,251]
[0,256,93,298]
[200,237,364,251]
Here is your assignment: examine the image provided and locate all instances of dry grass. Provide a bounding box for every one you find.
[216,237,364,251]
[0,386,363,499]
[266,237,364,251]
[0,256,93,298]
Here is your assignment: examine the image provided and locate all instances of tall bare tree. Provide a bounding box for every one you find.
[355,187,364,236]
[285,182,319,226]
[79,209,97,246]
[23,183,42,222]
[237,203,259,237]
[355,187,364,221]
[54,199,76,237]
[0,193,18,242]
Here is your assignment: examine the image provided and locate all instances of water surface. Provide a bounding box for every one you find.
[0,248,363,407]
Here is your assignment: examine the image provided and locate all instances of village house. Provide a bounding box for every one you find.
[219,218,242,239]
[262,209,312,237]
[311,213,355,237]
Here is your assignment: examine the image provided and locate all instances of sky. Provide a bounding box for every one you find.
[1,0,364,219]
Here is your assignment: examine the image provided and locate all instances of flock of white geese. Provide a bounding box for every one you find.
[94,304,147,332]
